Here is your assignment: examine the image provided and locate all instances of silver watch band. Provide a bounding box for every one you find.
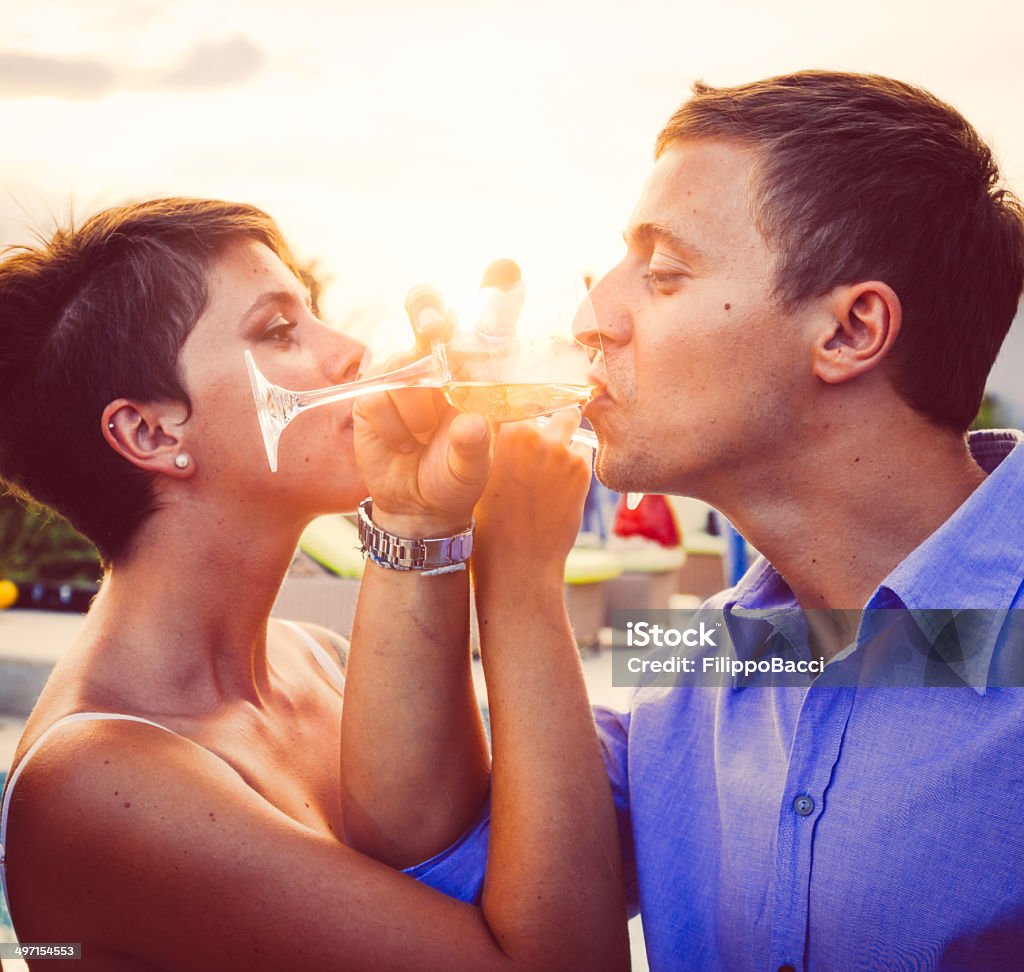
[357,498,474,572]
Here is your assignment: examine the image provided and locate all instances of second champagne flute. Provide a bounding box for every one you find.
[246,262,605,472]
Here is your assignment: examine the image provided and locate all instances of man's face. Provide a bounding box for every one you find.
[579,139,817,500]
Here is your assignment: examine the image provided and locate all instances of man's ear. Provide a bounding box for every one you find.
[101,399,195,478]
[811,281,902,385]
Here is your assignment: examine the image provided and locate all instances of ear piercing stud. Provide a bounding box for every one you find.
[174,454,190,469]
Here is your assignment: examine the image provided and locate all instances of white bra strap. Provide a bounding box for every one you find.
[1,712,178,924]
[279,620,345,693]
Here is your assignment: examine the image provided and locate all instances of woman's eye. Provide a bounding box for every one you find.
[264,315,298,343]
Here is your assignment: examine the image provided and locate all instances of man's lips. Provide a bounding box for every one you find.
[583,386,613,425]
[586,379,615,405]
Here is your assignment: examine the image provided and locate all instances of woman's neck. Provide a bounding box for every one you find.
[87,504,303,710]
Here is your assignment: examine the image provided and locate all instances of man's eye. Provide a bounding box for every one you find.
[264,315,298,342]
[642,270,684,290]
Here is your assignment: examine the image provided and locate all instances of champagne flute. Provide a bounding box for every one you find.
[246,262,602,472]
[437,268,643,510]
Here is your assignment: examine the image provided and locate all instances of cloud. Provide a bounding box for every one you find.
[0,36,267,100]
[0,52,116,100]
[91,0,167,30]
[157,36,267,89]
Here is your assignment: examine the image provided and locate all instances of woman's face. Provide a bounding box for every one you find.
[177,238,369,515]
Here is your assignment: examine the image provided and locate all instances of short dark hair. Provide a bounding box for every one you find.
[656,71,1024,431]
[0,198,298,563]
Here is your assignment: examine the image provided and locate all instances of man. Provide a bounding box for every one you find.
[340,72,1024,969]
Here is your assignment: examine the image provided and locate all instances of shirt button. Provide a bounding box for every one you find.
[778,965,797,972]
[793,794,815,816]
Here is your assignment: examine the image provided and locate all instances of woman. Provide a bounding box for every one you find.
[0,199,629,970]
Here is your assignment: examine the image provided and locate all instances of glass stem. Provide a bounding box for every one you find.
[293,354,440,412]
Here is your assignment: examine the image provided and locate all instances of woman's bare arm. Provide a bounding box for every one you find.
[338,400,630,969]
[472,418,629,959]
[7,713,625,971]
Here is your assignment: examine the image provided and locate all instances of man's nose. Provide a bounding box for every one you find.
[572,268,633,351]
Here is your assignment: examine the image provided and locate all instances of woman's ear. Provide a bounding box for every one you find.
[102,399,195,478]
[811,281,902,385]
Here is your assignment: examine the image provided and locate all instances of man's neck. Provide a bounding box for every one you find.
[714,416,986,659]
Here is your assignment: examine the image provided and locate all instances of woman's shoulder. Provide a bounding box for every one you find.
[2,709,303,960]
[3,706,221,900]
[271,617,348,682]
[5,705,210,823]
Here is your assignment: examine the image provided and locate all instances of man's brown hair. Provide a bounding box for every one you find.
[656,71,1024,431]
[0,198,299,563]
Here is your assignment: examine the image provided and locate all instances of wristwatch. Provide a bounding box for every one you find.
[357,498,474,572]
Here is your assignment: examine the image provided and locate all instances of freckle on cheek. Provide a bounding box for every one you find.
[724,303,731,311]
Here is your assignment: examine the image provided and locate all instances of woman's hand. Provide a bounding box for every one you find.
[474,409,592,583]
[470,411,631,969]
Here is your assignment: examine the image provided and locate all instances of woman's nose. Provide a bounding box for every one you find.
[322,329,366,385]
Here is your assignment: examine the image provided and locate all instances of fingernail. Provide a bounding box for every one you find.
[464,418,488,444]
[399,440,417,454]
[416,307,446,329]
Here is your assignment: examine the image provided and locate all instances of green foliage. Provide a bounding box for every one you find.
[970,391,1010,432]
[0,490,101,583]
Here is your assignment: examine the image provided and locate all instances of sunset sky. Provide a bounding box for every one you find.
[2,0,1022,415]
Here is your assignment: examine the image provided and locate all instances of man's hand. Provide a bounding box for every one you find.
[353,284,491,534]
[354,382,492,533]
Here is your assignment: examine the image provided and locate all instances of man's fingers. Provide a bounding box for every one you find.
[447,413,492,487]
[389,387,441,445]
[405,284,454,352]
[355,391,433,454]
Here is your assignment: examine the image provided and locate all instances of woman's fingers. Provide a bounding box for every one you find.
[535,408,583,446]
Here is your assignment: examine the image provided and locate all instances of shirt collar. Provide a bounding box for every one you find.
[875,430,1024,610]
[721,430,1024,692]
[871,430,1024,691]
[721,560,811,687]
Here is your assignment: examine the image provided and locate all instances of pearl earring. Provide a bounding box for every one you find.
[174,454,190,469]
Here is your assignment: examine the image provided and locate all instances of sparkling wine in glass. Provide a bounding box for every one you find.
[246,262,603,471]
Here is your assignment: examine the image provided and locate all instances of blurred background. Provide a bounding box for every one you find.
[2,0,1023,376]
[1,5,1022,965]
[2,0,1022,589]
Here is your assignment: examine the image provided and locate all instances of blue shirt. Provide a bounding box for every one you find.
[406,430,1024,971]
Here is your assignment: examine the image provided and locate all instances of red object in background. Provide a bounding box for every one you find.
[612,494,680,548]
